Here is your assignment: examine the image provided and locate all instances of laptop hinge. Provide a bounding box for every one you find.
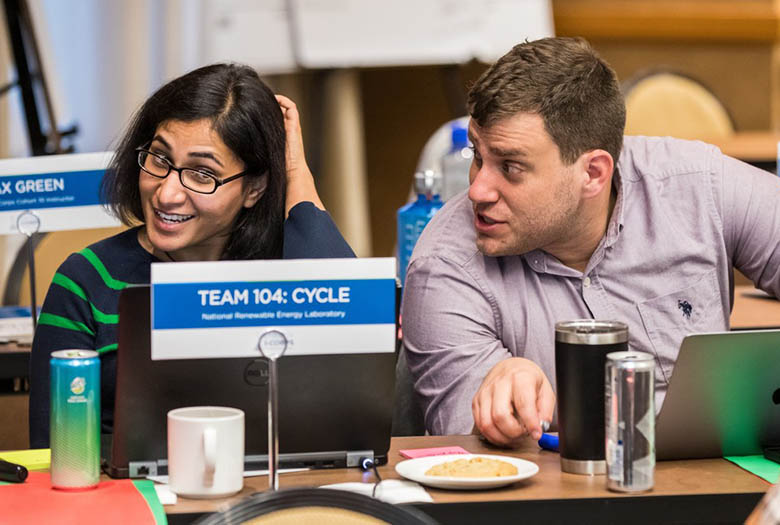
[346,450,374,467]
[128,459,166,477]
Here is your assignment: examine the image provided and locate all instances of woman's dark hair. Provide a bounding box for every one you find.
[101,63,285,259]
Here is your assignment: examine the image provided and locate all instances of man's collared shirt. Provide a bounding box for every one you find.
[402,136,780,435]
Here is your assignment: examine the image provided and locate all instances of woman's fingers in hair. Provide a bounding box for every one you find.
[275,94,294,108]
[275,94,325,216]
[275,95,300,126]
[275,94,305,172]
[276,95,302,149]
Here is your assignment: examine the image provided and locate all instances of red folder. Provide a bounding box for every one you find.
[0,471,163,524]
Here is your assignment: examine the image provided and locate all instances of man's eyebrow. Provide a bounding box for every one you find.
[490,146,529,158]
[468,132,530,159]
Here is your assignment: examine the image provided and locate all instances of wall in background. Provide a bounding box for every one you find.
[1,0,776,264]
[360,63,487,258]
[364,0,780,256]
[1,0,552,263]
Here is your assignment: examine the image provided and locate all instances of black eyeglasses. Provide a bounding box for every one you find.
[136,148,248,195]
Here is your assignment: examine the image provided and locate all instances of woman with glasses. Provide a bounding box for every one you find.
[28,64,354,448]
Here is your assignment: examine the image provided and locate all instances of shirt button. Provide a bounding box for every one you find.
[583,276,591,288]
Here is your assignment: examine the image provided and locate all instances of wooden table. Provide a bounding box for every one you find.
[707,131,780,165]
[705,131,780,174]
[732,285,780,329]
[164,435,770,524]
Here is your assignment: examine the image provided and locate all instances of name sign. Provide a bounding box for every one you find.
[0,152,120,234]
[150,258,396,360]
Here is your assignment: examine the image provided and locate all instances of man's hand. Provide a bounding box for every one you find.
[275,94,325,217]
[472,357,555,446]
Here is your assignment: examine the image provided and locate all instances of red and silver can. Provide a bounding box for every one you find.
[605,351,655,492]
[50,349,100,489]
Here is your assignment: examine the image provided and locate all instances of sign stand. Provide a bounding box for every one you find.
[16,210,41,331]
[257,329,288,491]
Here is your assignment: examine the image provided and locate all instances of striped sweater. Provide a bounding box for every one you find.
[29,202,355,448]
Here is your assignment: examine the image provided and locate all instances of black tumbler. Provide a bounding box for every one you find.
[555,320,628,475]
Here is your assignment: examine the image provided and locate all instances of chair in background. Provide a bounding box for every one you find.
[623,69,735,140]
[0,226,124,450]
[193,487,438,525]
[0,391,29,450]
[3,226,126,307]
[391,344,426,437]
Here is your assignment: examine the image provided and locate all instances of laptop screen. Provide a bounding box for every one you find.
[656,329,780,460]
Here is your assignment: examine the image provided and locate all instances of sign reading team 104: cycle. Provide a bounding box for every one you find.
[150,258,396,360]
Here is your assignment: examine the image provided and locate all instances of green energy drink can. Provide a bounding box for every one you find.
[50,350,100,489]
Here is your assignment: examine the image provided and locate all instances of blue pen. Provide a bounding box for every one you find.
[538,433,559,452]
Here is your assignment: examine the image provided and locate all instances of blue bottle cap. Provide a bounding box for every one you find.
[451,125,469,149]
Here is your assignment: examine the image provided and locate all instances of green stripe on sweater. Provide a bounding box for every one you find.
[38,313,95,336]
[52,272,119,325]
[52,273,87,301]
[79,248,130,290]
[96,343,118,354]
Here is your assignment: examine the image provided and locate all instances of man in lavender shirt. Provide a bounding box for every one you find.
[401,37,780,447]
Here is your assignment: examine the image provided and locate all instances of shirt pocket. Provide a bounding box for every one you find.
[636,269,726,383]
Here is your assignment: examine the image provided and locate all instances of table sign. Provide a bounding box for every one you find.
[0,152,119,235]
[0,152,119,331]
[150,258,396,361]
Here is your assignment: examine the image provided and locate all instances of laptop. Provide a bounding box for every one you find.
[104,285,396,478]
[656,329,780,460]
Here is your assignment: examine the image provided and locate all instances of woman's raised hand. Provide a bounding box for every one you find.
[275,95,325,217]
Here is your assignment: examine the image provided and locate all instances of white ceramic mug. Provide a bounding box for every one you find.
[167,406,245,498]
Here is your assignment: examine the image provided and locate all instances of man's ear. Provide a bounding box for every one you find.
[580,149,614,199]
[242,172,268,208]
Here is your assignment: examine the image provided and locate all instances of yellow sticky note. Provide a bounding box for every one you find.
[0,449,51,471]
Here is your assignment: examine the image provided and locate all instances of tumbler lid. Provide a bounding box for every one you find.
[555,320,628,345]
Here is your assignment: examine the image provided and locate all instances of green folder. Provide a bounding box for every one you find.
[725,455,780,483]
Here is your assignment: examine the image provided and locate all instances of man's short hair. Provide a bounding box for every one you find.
[467,37,626,165]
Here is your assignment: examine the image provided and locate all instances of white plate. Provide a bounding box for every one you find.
[394,454,539,490]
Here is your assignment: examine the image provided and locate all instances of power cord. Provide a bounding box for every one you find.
[359,457,382,498]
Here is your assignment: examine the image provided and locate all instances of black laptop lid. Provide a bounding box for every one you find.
[108,285,395,477]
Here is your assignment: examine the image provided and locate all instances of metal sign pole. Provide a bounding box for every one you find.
[17,211,41,331]
[267,357,280,489]
[257,330,288,491]
[25,235,37,330]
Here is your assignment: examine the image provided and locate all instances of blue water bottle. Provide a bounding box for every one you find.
[397,170,444,285]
